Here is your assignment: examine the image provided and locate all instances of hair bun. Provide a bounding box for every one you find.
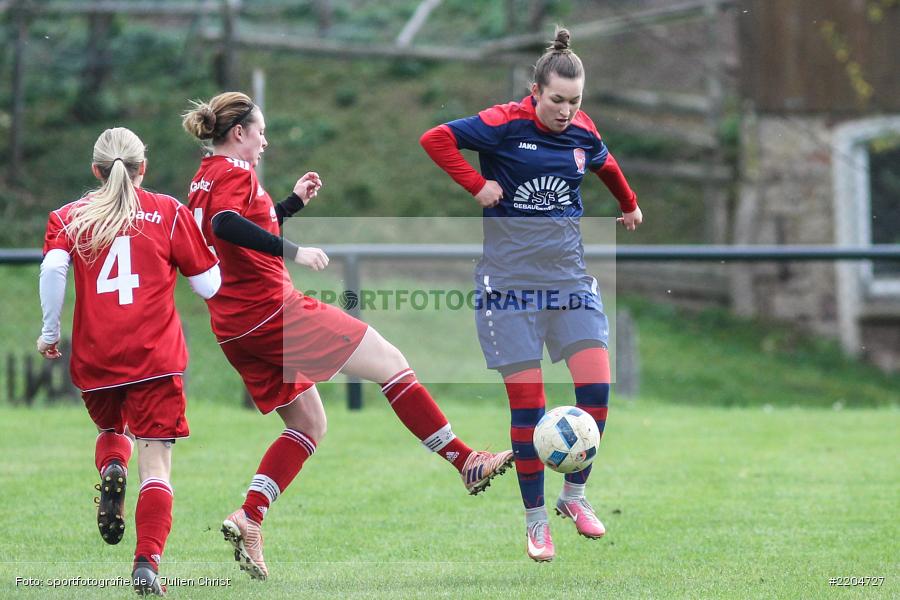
[551,28,571,52]
[196,105,217,139]
[182,101,218,140]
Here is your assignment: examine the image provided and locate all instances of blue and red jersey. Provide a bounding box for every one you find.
[421,96,637,286]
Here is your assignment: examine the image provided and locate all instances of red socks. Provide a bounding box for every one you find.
[567,348,610,432]
[95,431,132,475]
[382,369,473,471]
[243,429,316,524]
[134,478,173,568]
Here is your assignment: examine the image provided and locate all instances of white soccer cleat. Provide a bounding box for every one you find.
[526,521,555,562]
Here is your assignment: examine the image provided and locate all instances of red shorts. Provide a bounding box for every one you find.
[220,291,368,414]
[82,376,189,440]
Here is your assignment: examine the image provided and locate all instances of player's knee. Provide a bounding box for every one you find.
[381,340,408,372]
[308,415,327,443]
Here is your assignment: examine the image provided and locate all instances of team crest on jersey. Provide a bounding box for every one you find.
[574,148,586,174]
[513,176,572,211]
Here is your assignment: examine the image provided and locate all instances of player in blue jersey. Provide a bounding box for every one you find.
[421,28,642,562]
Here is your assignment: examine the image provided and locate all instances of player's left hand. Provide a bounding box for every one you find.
[617,206,643,232]
[294,172,323,204]
[36,337,62,359]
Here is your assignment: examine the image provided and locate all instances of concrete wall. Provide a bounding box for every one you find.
[734,112,900,372]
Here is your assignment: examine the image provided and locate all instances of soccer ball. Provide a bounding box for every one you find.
[533,406,600,474]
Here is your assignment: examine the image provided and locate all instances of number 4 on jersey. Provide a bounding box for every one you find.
[97,236,140,305]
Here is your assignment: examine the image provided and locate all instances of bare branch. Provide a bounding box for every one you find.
[396,0,442,47]
[481,0,735,54]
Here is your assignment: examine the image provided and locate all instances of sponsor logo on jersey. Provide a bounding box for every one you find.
[225,157,251,170]
[574,148,586,174]
[189,178,212,194]
[134,209,162,224]
[518,142,538,150]
[513,176,572,211]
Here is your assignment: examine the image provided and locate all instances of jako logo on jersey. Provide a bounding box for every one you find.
[269,206,277,222]
[518,142,538,150]
[513,176,572,211]
[134,209,162,224]
[574,148,586,174]
[257,184,266,197]
[190,179,212,194]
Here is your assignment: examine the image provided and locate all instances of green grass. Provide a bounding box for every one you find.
[0,398,897,599]
[626,297,900,407]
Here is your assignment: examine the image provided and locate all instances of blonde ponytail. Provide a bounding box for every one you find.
[67,127,146,261]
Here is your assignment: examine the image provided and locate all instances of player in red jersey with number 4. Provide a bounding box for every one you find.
[37,128,220,596]
[182,92,514,581]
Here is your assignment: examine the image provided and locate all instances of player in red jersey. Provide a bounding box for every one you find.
[421,29,642,561]
[37,127,220,595]
[182,92,514,580]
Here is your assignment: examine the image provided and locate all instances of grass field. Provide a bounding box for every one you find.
[1,396,897,599]
[1,261,898,597]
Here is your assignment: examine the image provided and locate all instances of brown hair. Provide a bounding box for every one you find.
[181,91,258,144]
[533,27,584,89]
[67,127,145,260]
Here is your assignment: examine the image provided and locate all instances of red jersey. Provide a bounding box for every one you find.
[43,189,218,391]
[187,155,294,340]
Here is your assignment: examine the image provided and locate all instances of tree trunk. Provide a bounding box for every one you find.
[74,12,113,122]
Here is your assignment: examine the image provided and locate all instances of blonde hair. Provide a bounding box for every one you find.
[182,91,257,144]
[533,27,584,88]
[67,127,145,260]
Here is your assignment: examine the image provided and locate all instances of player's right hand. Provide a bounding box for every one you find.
[294,247,329,271]
[36,337,61,360]
[474,180,503,208]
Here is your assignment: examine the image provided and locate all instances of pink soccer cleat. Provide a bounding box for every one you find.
[526,521,555,562]
[222,509,268,580]
[461,450,514,495]
[555,497,606,539]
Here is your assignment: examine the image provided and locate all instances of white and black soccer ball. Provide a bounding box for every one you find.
[533,406,600,474]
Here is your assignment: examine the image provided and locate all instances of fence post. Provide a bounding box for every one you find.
[344,254,363,410]
[703,0,729,244]
[615,308,639,399]
[218,0,238,89]
[9,0,29,186]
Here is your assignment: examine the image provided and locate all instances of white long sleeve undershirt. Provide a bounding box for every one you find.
[39,248,71,344]
[188,264,222,299]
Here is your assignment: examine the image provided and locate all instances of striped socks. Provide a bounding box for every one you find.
[382,369,473,471]
[242,428,316,524]
[504,368,546,509]
[564,348,610,486]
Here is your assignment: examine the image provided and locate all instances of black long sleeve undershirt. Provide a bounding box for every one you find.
[274,192,305,225]
[212,211,300,260]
